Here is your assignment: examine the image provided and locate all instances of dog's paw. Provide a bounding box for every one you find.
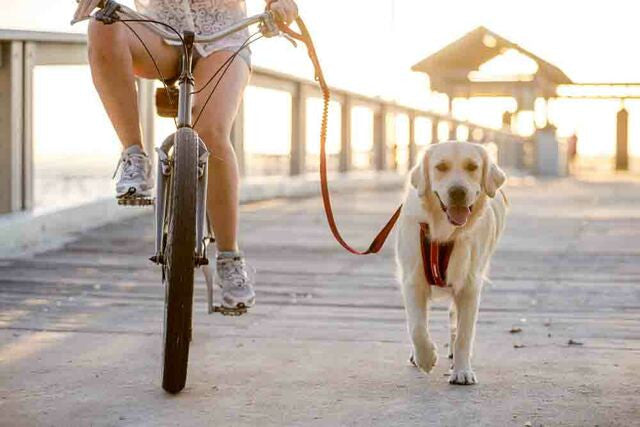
[448,368,477,385]
[410,343,438,373]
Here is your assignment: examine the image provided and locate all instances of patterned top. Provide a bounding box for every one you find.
[134,0,250,57]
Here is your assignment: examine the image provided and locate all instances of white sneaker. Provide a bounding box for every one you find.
[216,252,256,309]
[113,145,153,197]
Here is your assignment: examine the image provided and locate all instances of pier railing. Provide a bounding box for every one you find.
[0,30,528,215]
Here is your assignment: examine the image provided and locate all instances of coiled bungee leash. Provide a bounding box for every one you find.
[280,18,403,255]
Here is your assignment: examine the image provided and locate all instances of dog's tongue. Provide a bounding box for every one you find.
[446,206,471,226]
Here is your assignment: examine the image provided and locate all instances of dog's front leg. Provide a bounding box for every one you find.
[450,286,480,385]
[402,268,438,374]
[448,302,457,363]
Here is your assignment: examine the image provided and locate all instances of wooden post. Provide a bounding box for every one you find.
[0,41,24,214]
[373,104,388,171]
[616,107,629,171]
[23,42,36,210]
[290,82,306,176]
[449,122,457,141]
[408,111,417,167]
[431,118,439,144]
[339,95,352,173]
[231,100,245,176]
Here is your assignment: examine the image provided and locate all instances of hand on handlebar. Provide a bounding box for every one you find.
[71,0,104,25]
[267,0,298,28]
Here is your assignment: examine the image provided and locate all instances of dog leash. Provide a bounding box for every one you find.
[281,18,403,255]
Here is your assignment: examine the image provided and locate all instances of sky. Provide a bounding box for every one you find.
[2,0,638,85]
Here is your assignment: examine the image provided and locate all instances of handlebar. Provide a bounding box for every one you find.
[74,0,280,43]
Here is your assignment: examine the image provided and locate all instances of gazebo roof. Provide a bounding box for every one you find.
[412,26,572,98]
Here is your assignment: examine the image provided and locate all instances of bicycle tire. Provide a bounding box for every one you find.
[162,128,198,394]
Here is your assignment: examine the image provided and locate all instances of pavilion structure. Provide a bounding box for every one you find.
[412,26,636,171]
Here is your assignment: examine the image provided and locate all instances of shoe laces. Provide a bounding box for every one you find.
[113,152,148,180]
[217,256,250,288]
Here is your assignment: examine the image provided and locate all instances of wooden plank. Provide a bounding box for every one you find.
[32,42,88,66]
[250,70,296,94]
[0,29,87,43]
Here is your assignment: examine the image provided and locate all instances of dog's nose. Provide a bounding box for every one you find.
[448,186,467,205]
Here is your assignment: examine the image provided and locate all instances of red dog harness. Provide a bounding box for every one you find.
[419,223,454,287]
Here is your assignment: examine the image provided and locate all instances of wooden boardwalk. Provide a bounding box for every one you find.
[1,178,639,426]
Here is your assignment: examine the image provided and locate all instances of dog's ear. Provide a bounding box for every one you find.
[478,145,506,198]
[410,152,430,197]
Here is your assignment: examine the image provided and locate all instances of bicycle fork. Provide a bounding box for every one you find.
[152,131,210,261]
[153,132,217,314]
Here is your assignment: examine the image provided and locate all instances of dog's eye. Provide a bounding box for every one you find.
[435,163,449,172]
[465,162,478,172]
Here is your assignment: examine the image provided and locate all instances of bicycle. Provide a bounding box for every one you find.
[76,0,280,394]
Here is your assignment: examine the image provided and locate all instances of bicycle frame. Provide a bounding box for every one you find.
[151,30,208,269]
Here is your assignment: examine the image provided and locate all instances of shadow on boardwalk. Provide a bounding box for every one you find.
[1,177,639,426]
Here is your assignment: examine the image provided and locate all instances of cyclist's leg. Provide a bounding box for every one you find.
[192,51,250,253]
[87,20,180,149]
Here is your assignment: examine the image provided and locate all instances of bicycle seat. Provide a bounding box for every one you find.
[156,86,179,118]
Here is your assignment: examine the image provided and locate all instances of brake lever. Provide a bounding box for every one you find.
[259,10,280,38]
[70,0,111,25]
[94,0,121,25]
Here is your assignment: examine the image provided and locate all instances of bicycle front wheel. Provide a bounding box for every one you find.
[162,128,198,394]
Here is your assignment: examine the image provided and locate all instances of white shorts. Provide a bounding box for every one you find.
[134,0,252,66]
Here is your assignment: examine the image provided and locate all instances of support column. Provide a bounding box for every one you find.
[616,106,629,171]
[431,118,439,144]
[339,95,352,173]
[0,41,24,214]
[408,111,417,167]
[290,82,306,176]
[373,104,388,171]
[23,42,36,210]
[449,122,457,141]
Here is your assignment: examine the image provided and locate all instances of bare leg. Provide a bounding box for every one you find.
[87,20,180,150]
[192,52,249,252]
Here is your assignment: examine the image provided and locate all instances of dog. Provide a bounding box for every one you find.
[395,141,508,385]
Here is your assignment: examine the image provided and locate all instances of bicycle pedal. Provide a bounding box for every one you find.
[117,196,154,207]
[212,305,248,316]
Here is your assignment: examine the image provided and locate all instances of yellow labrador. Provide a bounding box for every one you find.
[395,141,508,385]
